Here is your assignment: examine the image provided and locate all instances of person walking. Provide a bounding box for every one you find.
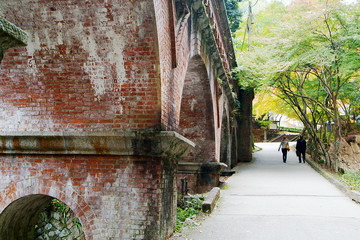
[296,136,307,163]
[278,136,289,163]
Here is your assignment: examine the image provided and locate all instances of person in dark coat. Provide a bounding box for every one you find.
[296,136,306,163]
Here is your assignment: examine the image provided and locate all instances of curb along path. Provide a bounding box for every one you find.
[306,158,360,203]
[171,142,360,240]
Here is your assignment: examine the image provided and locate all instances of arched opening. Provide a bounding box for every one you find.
[220,108,230,168]
[179,55,215,163]
[0,194,85,240]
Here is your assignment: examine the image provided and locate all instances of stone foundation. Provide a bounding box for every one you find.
[0,132,194,240]
[177,162,227,194]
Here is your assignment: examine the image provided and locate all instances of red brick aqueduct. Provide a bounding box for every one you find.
[0,0,253,239]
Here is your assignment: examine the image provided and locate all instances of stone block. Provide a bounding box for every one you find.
[202,187,220,213]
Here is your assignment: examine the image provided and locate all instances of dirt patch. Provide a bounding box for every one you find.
[339,136,360,172]
[328,135,360,172]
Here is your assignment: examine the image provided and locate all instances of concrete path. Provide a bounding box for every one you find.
[172,142,360,240]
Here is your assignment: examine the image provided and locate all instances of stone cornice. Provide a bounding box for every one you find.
[209,0,237,68]
[0,131,195,159]
[0,16,28,62]
[177,161,227,174]
[191,0,237,111]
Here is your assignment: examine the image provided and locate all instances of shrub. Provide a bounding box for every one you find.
[175,196,203,232]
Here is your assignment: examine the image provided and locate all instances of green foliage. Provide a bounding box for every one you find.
[52,199,68,225]
[317,151,325,156]
[340,172,360,192]
[175,196,203,232]
[252,90,298,120]
[224,0,243,33]
[257,120,272,129]
[317,158,325,164]
[45,199,82,228]
[234,0,360,169]
[278,126,303,133]
[73,218,82,228]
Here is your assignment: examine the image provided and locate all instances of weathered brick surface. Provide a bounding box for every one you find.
[0,154,165,239]
[0,0,160,132]
[179,56,216,163]
[153,0,178,131]
[0,0,246,238]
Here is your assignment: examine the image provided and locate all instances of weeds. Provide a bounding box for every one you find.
[175,195,203,232]
[340,172,360,192]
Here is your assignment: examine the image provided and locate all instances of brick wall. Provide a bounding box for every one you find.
[0,0,243,238]
[179,56,216,163]
[153,0,175,130]
[0,0,161,132]
[151,0,237,193]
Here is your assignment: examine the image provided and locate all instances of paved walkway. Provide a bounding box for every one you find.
[172,142,360,240]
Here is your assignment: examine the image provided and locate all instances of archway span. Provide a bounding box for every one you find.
[179,55,215,162]
[220,106,230,168]
[0,195,52,239]
[0,194,85,240]
[0,178,94,239]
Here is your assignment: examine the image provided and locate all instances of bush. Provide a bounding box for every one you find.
[317,158,325,164]
[175,196,203,232]
[278,126,303,133]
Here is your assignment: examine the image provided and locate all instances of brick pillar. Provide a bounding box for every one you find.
[0,132,194,239]
[236,88,254,162]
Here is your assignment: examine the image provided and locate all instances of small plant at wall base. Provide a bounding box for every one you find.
[175,195,203,231]
[51,199,68,225]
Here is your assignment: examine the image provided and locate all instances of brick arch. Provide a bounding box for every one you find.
[0,178,95,239]
[220,103,231,168]
[179,55,215,162]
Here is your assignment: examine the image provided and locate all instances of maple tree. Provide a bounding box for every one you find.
[234,0,360,171]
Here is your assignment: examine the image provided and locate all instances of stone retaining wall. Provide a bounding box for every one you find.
[332,136,360,172]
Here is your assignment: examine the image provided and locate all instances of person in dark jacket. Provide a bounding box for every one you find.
[296,136,306,163]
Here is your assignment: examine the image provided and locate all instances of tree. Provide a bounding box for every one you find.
[224,0,243,33]
[235,0,360,171]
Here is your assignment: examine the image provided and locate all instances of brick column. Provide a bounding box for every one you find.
[0,131,194,239]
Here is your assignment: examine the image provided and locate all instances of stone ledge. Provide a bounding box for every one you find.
[202,187,220,213]
[177,162,227,174]
[0,131,195,159]
[306,158,360,203]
